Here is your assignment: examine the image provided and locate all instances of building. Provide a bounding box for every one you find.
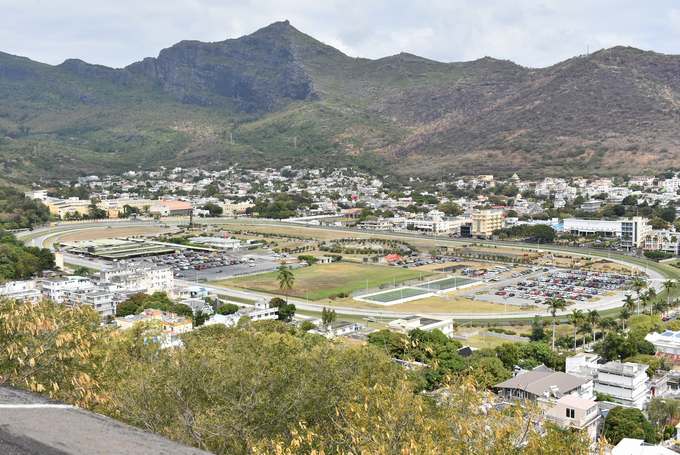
[0,280,41,302]
[471,209,504,238]
[494,367,594,401]
[188,236,242,250]
[64,289,116,318]
[646,330,680,364]
[544,395,601,443]
[45,197,91,219]
[593,361,649,409]
[643,230,680,256]
[405,211,466,235]
[115,308,192,348]
[100,264,174,295]
[565,353,601,378]
[563,217,650,248]
[222,200,254,216]
[149,200,193,217]
[309,321,364,339]
[612,438,676,455]
[204,300,278,327]
[388,315,454,337]
[39,276,96,303]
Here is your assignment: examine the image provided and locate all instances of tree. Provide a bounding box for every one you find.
[270,297,296,322]
[437,202,462,216]
[72,265,91,276]
[201,203,223,217]
[603,407,656,445]
[569,309,584,350]
[276,265,295,302]
[647,398,680,435]
[321,307,336,328]
[587,310,600,343]
[192,310,208,327]
[546,298,567,350]
[530,316,546,342]
[217,303,239,315]
[663,280,676,313]
[631,277,647,315]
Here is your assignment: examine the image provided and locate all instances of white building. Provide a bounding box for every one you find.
[204,300,278,327]
[39,276,96,304]
[544,395,601,443]
[0,280,41,302]
[188,236,242,250]
[593,361,649,409]
[646,330,680,365]
[563,217,650,248]
[388,315,454,337]
[100,264,174,295]
[565,353,601,378]
[64,289,116,318]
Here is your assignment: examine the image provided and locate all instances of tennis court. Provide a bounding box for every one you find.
[417,276,477,291]
[359,287,432,305]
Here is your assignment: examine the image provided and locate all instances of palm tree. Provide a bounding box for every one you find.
[546,297,567,350]
[577,321,592,347]
[570,309,584,351]
[619,306,632,331]
[631,277,647,315]
[664,280,676,311]
[643,288,657,315]
[653,300,667,316]
[587,310,600,344]
[276,264,295,303]
[623,294,635,313]
[599,317,617,338]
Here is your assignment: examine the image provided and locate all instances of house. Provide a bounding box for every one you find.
[593,361,649,409]
[388,315,454,337]
[204,300,278,327]
[39,276,95,303]
[115,308,192,348]
[565,353,601,378]
[150,200,193,217]
[646,330,680,364]
[309,321,364,339]
[494,367,594,401]
[612,438,676,455]
[544,395,601,443]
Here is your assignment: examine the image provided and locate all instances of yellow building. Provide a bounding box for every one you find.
[471,209,504,238]
[45,198,91,218]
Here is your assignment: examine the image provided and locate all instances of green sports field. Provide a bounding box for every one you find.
[361,287,431,303]
[214,262,433,300]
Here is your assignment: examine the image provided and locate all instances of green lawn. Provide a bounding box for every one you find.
[215,262,432,300]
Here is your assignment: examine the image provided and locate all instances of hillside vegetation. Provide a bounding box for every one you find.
[0,300,590,454]
[2,21,680,180]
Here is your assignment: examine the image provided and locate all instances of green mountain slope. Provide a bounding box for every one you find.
[2,21,680,181]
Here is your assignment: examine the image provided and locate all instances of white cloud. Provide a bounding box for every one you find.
[0,0,677,68]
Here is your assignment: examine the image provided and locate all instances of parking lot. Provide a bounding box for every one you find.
[132,249,280,281]
[477,269,631,307]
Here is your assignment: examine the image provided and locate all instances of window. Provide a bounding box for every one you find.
[565,408,575,419]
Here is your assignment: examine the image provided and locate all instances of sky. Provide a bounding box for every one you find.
[1,0,679,69]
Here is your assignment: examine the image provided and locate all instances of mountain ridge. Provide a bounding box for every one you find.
[1,21,680,181]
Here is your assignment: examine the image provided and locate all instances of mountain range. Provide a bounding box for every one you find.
[2,20,680,182]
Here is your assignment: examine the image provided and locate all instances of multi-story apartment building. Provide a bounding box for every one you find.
[64,289,116,318]
[471,209,504,238]
[0,280,42,302]
[39,276,96,304]
[594,361,649,409]
[100,264,174,295]
[643,230,680,255]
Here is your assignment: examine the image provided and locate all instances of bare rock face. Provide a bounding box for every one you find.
[126,21,318,112]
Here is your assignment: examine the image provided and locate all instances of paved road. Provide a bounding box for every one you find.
[0,386,209,455]
[19,219,670,320]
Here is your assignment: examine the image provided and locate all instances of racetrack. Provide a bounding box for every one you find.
[18,218,669,321]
